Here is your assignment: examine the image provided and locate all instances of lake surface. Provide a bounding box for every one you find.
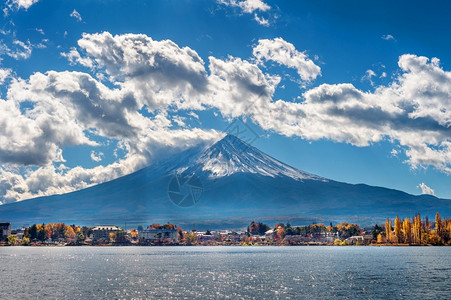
[0,246,450,299]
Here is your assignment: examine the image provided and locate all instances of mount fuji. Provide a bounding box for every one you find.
[0,134,450,229]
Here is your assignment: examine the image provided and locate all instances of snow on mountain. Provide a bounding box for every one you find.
[0,134,450,229]
[184,134,325,181]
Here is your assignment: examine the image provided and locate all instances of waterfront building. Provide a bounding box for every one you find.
[138,229,178,242]
[92,225,122,241]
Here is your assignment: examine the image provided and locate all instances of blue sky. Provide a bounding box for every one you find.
[0,0,450,202]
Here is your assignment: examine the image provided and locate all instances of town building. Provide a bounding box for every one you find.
[138,229,178,242]
[345,235,365,245]
[0,222,11,240]
[92,225,122,241]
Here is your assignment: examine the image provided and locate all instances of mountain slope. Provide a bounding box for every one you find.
[0,134,449,229]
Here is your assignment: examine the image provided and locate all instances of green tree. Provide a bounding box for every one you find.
[28,224,38,240]
[371,224,383,240]
[76,232,85,243]
[436,212,443,239]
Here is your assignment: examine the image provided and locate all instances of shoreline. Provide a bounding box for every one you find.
[1,243,447,247]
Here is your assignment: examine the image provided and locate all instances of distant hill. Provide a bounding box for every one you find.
[0,134,449,229]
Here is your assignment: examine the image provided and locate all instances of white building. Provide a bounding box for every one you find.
[92,225,122,241]
[139,229,178,242]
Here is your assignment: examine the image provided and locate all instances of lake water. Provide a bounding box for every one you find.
[0,246,450,299]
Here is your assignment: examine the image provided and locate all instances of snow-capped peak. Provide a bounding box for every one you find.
[193,134,325,181]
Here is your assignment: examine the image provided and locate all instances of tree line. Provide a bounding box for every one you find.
[378,212,451,245]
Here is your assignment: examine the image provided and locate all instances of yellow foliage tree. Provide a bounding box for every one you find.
[402,218,411,244]
[377,233,385,244]
[413,214,422,244]
[394,216,402,243]
[385,218,393,243]
[64,225,76,240]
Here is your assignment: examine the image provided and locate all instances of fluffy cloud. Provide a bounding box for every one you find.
[70,32,208,110]
[204,50,451,173]
[0,128,218,203]
[207,55,279,117]
[253,38,321,82]
[0,32,223,202]
[417,183,435,196]
[1,32,451,204]
[0,68,11,84]
[252,55,451,173]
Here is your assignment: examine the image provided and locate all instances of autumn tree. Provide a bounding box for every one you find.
[21,236,30,245]
[435,212,443,239]
[36,224,46,241]
[151,223,161,229]
[276,227,286,240]
[413,214,422,244]
[402,217,412,244]
[394,216,402,243]
[64,225,76,240]
[249,221,270,236]
[385,218,393,243]
[7,235,17,245]
[109,232,116,243]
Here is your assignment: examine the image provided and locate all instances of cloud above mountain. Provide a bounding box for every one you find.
[0,32,450,202]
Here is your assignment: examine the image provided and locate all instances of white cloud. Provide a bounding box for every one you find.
[61,47,94,68]
[4,0,39,15]
[90,151,103,162]
[218,0,271,26]
[361,69,376,86]
[0,34,220,201]
[382,34,395,41]
[254,13,269,26]
[73,32,208,111]
[0,39,33,60]
[253,38,321,82]
[218,0,270,13]
[417,183,435,196]
[390,149,399,157]
[70,9,82,22]
[206,53,451,174]
[0,68,11,84]
[2,32,451,204]
[65,34,451,174]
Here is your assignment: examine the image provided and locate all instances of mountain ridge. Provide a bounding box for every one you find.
[0,134,449,229]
